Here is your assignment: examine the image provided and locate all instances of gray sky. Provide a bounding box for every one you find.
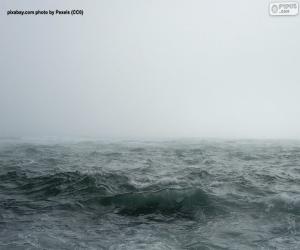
[1,0,300,139]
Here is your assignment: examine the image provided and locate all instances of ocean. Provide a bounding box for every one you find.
[0,139,299,249]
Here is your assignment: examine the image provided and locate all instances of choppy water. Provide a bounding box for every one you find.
[0,138,299,249]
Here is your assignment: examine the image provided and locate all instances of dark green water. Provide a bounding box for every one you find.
[0,139,299,249]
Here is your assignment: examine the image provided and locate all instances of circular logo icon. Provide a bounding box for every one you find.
[271,4,279,13]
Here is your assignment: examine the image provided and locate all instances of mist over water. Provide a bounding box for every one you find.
[1,0,300,139]
[0,138,299,249]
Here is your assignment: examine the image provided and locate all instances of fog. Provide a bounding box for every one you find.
[1,0,300,139]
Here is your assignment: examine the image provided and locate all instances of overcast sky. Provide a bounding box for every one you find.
[1,0,300,139]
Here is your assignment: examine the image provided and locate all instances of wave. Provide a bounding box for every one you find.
[88,188,215,217]
[0,171,217,218]
[2,169,298,219]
